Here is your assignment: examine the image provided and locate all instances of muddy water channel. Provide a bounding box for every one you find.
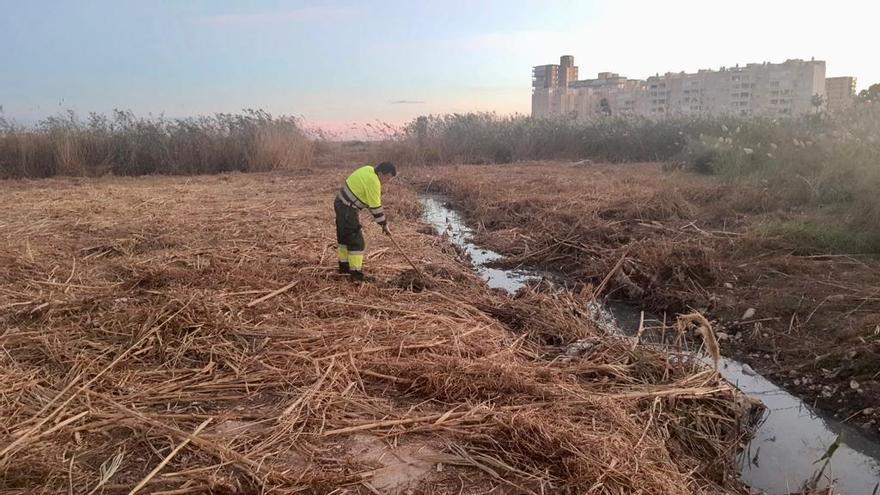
[421,195,880,495]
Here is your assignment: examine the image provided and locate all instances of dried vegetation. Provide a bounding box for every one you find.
[1,171,751,494]
[413,162,880,432]
[0,110,313,179]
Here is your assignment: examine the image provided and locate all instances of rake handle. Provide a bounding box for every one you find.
[387,232,427,282]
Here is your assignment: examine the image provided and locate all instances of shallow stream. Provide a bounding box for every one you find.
[421,195,880,495]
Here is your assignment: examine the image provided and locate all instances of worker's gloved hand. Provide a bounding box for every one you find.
[381,223,391,236]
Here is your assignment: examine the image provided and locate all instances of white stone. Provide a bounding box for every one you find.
[742,308,756,320]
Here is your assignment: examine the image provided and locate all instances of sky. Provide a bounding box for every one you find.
[2,0,877,135]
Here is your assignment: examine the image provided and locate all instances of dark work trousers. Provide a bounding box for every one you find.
[334,197,365,252]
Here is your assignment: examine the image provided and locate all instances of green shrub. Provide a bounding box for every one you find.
[756,219,880,254]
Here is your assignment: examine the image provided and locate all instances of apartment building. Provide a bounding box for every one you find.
[532,56,830,118]
[825,76,857,112]
[531,55,579,117]
[569,72,646,116]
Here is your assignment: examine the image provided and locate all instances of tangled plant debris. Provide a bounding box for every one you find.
[414,161,880,438]
[0,170,754,494]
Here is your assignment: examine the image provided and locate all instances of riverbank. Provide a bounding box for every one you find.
[419,189,880,494]
[411,161,880,437]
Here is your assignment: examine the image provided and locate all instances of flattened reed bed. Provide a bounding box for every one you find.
[1,171,749,494]
[411,162,880,430]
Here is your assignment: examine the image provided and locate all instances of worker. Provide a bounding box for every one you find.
[334,162,397,281]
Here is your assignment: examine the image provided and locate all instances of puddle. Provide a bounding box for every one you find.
[421,194,880,495]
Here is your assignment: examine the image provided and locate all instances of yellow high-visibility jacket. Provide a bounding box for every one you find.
[337,165,386,224]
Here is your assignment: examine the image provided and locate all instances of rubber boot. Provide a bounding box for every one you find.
[338,261,350,274]
[350,271,373,283]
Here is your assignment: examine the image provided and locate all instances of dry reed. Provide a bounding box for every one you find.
[0,170,752,494]
[0,110,314,179]
[410,161,880,442]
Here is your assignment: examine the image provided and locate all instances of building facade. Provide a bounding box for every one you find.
[825,76,857,112]
[531,55,579,117]
[532,56,832,119]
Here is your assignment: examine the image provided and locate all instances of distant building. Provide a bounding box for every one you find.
[532,56,833,119]
[825,76,857,112]
[531,55,578,117]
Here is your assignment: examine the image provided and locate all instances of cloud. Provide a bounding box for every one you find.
[390,100,425,105]
[199,6,353,26]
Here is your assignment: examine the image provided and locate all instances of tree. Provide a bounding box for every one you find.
[811,94,826,114]
[857,83,880,103]
[599,98,612,116]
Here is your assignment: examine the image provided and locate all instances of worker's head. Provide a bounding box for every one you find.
[374,162,397,183]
